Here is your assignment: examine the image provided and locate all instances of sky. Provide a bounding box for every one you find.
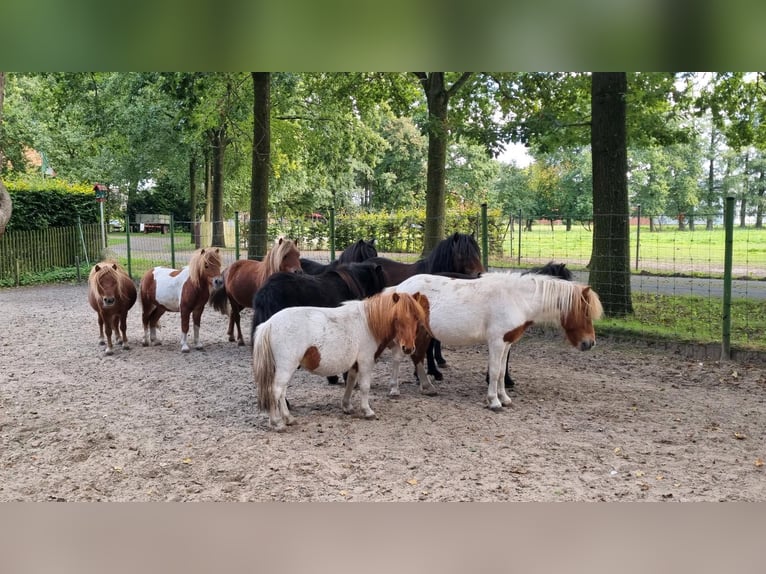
[497,141,533,168]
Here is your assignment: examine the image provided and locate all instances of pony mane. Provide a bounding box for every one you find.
[423,232,482,273]
[268,238,300,273]
[188,248,222,287]
[533,276,603,322]
[363,291,429,343]
[88,260,129,298]
[336,239,378,264]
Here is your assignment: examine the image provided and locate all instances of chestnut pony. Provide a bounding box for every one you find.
[210,238,302,346]
[140,247,223,352]
[253,291,430,431]
[88,261,137,356]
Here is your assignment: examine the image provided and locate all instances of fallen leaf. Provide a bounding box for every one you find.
[755,459,764,468]
[634,470,645,477]
[182,457,193,464]
[656,475,664,481]
[614,447,622,455]
[731,371,738,379]
[407,478,418,486]
[113,466,123,473]
[734,433,746,440]
[339,490,348,496]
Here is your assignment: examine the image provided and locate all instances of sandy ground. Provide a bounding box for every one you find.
[1,282,765,501]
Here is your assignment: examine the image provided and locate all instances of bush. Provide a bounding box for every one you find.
[5,178,97,231]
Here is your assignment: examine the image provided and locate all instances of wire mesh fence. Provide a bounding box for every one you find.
[2,207,764,356]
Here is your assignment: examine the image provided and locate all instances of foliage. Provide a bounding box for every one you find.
[4,178,97,230]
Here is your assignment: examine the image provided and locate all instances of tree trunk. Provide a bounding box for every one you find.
[421,74,449,255]
[204,148,212,223]
[249,72,270,260]
[210,127,226,247]
[739,198,747,228]
[756,169,764,229]
[189,157,197,221]
[588,72,633,317]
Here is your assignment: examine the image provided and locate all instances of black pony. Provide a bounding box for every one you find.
[367,232,484,287]
[425,261,574,388]
[300,239,378,275]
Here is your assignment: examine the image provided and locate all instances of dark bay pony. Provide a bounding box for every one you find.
[88,261,137,356]
[140,247,223,353]
[300,239,378,275]
[367,232,484,287]
[210,238,302,346]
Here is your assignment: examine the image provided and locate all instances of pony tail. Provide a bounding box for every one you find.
[208,278,229,316]
[253,323,277,412]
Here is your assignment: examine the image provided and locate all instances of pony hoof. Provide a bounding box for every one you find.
[437,360,447,367]
[237,340,245,347]
[364,412,377,420]
[487,402,503,412]
[122,344,131,351]
[104,349,114,356]
[421,388,438,396]
[181,346,190,353]
[142,341,149,347]
[388,390,400,398]
[327,376,341,385]
[98,340,106,347]
[153,341,162,346]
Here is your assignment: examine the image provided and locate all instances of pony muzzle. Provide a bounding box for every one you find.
[102,296,116,307]
[579,339,595,351]
[401,344,414,355]
[212,276,224,289]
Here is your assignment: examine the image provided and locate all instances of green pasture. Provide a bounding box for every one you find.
[496,224,766,278]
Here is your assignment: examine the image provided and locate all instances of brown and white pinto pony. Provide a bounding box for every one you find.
[253,291,430,431]
[209,237,302,346]
[386,272,603,410]
[140,248,223,352]
[87,261,137,356]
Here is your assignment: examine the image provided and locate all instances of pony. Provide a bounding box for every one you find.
[209,237,302,346]
[140,247,223,353]
[251,260,388,385]
[300,239,378,275]
[87,261,137,355]
[367,232,485,287]
[386,272,603,410]
[253,291,430,430]
[427,261,575,387]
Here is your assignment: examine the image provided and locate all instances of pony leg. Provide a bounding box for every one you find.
[486,342,511,410]
[192,307,204,350]
[103,316,115,356]
[496,345,514,407]
[388,343,404,397]
[434,339,447,367]
[231,304,245,347]
[356,369,376,419]
[270,370,294,430]
[97,316,106,346]
[413,330,437,395]
[119,313,130,350]
[342,367,358,413]
[425,338,443,381]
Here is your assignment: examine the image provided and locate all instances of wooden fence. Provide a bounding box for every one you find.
[0,223,102,283]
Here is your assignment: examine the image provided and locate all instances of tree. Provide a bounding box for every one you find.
[413,72,473,254]
[250,72,270,260]
[589,72,633,317]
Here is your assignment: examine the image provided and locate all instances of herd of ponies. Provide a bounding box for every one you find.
[87,234,603,430]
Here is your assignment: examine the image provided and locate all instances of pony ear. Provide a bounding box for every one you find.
[200,248,206,255]
[94,264,101,272]
[278,237,284,245]
[111,263,118,270]
[582,286,591,296]
[215,248,220,253]
[392,292,400,303]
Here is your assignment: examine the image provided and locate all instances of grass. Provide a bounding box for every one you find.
[598,292,766,352]
[497,224,766,279]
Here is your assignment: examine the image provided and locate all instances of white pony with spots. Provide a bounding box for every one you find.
[253,291,430,431]
[386,272,603,410]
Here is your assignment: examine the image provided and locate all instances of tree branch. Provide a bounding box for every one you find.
[446,72,473,98]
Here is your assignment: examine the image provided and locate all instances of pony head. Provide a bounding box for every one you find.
[89,261,127,307]
[189,247,223,288]
[560,285,603,351]
[429,232,485,276]
[268,237,302,274]
[391,291,431,355]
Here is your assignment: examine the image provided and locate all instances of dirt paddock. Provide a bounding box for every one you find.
[1,282,764,501]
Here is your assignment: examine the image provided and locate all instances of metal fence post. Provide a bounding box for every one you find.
[330,206,336,262]
[480,203,489,270]
[721,195,735,361]
[234,211,240,261]
[517,209,522,265]
[170,213,176,270]
[635,204,641,270]
[126,216,133,279]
